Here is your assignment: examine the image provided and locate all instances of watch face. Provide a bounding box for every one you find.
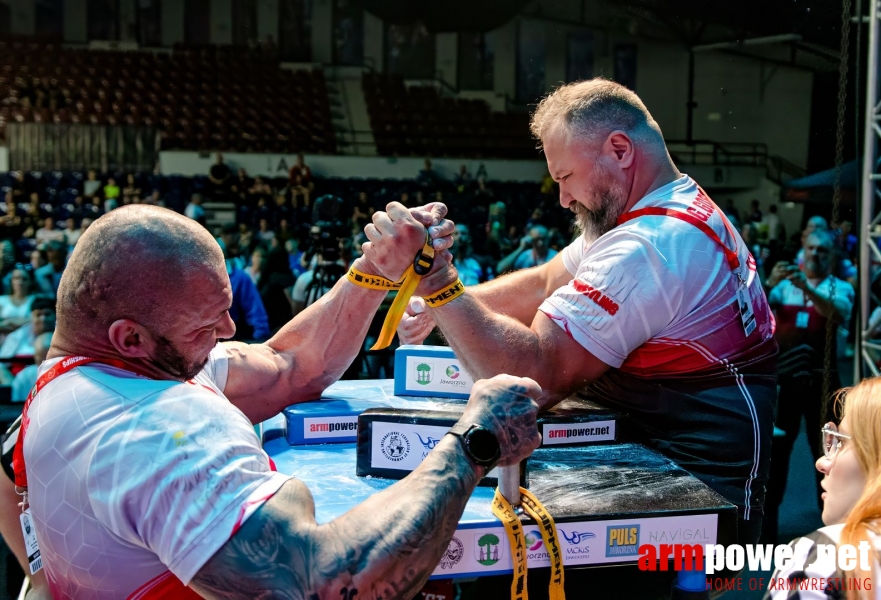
[466,427,500,463]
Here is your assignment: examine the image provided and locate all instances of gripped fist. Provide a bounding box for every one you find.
[458,375,542,467]
[361,202,455,281]
[396,296,436,345]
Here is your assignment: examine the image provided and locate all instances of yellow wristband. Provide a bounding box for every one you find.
[423,279,465,308]
[346,267,402,290]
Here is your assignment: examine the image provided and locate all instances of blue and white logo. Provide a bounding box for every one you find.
[415,432,441,450]
[561,530,595,545]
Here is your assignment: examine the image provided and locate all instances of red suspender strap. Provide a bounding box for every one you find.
[617,207,741,272]
[12,356,128,488]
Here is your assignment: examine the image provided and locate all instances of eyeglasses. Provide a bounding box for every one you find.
[822,422,852,461]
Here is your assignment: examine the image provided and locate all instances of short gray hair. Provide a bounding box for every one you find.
[530,78,664,149]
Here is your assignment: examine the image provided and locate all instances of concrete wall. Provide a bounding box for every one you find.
[209,0,232,45]
[363,11,384,71]
[436,32,457,90]
[64,0,88,42]
[311,0,333,63]
[161,0,185,46]
[256,0,278,43]
[9,0,35,36]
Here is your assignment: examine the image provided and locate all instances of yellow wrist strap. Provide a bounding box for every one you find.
[370,234,435,350]
[492,487,566,600]
[422,278,465,308]
[346,267,403,290]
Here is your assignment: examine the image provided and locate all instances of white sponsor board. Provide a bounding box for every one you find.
[430,513,718,578]
[542,420,617,445]
[404,356,475,396]
[302,416,360,440]
[370,421,498,478]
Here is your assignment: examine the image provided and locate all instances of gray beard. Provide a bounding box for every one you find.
[572,189,626,245]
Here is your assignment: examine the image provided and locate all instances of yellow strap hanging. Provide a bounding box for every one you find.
[370,234,434,350]
[492,487,566,600]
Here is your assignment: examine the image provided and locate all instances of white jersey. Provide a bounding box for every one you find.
[23,345,291,599]
[540,175,776,378]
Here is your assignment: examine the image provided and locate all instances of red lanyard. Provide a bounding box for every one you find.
[13,356,129,489]
[617,203,741,272]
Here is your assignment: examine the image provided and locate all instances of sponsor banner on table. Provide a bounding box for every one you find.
[429,514,718,578]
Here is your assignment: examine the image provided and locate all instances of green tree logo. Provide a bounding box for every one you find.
[477,533,500,566]
[415,362,432,385]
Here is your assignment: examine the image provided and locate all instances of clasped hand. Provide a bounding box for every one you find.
[361,201,456,282]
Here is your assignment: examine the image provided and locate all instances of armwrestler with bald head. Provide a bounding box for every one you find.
[17,203,542,599]
[398,78,778,546]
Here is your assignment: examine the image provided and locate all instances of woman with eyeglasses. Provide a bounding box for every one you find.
[765,378,881,599]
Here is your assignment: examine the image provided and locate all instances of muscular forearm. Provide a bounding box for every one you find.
[432,294,562,408]
[468,266,559,326]
[191,437,483,600]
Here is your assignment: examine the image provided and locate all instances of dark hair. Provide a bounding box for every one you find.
[31,297,56,313]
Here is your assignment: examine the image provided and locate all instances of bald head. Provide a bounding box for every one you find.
[57,205,225,336]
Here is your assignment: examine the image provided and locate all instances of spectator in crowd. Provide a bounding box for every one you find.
[63,217,82,248]
[741,222,768,283]
[257,247,297,332]
[208,152,233,197]
[352,192,374,228]
[122,174,141,203]
[35,217,65,245]
[0,240,15,291]
[0,268,37,336]
[104,198,119,213]
[452,224,492,286]
[723,198,740,224]
[231,168,251,204]
[0,296,56,359]
[274,195,293,228]
[103,177,121,201]
[29,248,47,273]
[416,158,438,186]
[764,229,855,543]
[238,222,255,257]
[289,152,312,187]
[217,223,247,271]
[455,164,473,188]
[34,240,67,298]
[765,378,881,600]
[83,169,102,197]
[290,174,311,208]
[497,224,558,274]
[11,331,52,402]
[835,220,858,261]
[247,246,266,285]
[285,238,306,278]
[145,189,163,206]
[256,218,276,245]
[185,193,206,226]
[748,199,762,223]
[226,259,271,342]
[249,176,273,200]
[762,204,784,244]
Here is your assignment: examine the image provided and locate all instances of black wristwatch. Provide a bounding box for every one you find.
[448,423,501,470]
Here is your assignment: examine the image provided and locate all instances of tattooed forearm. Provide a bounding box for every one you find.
[190,436,482,600]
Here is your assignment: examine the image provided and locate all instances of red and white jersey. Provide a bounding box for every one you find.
[540,175,777,378]
[23,345,291,599]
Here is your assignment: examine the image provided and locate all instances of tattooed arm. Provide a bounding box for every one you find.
[190,375,542,600]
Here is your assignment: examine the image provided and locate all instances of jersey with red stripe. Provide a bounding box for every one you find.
[22,345,291,599]
[540,175,777,379]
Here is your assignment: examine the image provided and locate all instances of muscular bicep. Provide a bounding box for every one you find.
[221,341,325,423]
[530,310,610,409]
[190,479,339,599]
